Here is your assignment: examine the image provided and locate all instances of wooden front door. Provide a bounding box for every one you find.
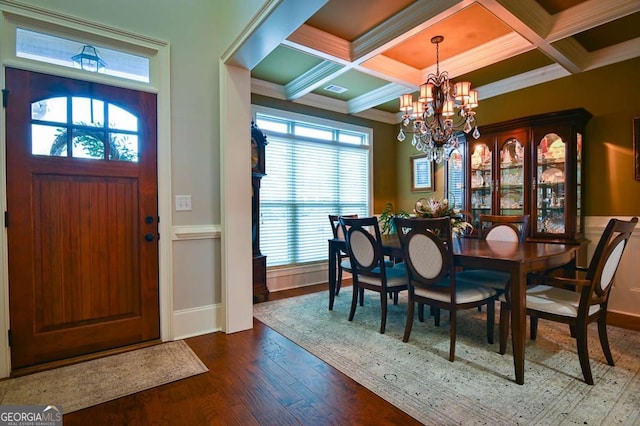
[5,68,159,371]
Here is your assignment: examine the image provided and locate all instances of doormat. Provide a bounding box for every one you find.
[0,340,208,414]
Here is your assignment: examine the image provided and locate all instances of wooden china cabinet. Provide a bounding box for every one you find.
[451,108,592,250]
[251,122,269,303]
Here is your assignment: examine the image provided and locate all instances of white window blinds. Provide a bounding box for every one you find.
[255,109,371,267]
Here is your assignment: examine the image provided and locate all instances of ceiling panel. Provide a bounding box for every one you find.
[571,12,640,51]
[305,0,416,42]
[535,0,589,14]
[382,4,513,70]
[251,45,323,86]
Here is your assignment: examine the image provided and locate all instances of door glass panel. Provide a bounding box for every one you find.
[31,96,140,162]
[110,133,139,162]
[536,133,566,234]
[32,124,67,156]
[72,97,104,125]
[31,97,67,123]
[499,138,524,215]
[470,143,492,227]
[72,129,105,159]
[108,104,138,131]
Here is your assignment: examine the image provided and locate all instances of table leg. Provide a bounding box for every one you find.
[328,240,337,310]
[510,267,527,385]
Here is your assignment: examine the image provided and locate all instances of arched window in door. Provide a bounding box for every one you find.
[31,96,139,162]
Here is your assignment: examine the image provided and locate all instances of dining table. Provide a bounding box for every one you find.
[327,235,579,385]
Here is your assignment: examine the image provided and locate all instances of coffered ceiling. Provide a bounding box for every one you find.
[250,0,640,123]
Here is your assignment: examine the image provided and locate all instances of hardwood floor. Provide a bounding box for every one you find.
[64,283,421,425]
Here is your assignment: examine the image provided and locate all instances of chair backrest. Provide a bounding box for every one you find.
[339,216,387,278]
[586,217,637,298]
[329,214,358,240]
[395,217,454,289]
[479,214,529,243]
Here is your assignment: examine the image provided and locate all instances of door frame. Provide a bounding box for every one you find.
[0,3,173,377]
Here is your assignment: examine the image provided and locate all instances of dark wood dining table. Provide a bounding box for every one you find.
[327,235,578,385]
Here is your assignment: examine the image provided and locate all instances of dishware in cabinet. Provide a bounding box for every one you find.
[531,117,588,243]
[469,139,493,226]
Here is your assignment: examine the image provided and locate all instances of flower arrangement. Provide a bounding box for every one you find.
[414,197,473,236]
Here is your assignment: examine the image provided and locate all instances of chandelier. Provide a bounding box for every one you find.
[397,35,480,163]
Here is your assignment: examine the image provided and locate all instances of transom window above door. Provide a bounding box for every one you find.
[31,96,139,162]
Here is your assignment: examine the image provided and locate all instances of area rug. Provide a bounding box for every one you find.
[0,340,208,414]
[254,289,640,425]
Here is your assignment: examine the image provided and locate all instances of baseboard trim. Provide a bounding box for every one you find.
[172,304,222,339]
[608,311,640,332]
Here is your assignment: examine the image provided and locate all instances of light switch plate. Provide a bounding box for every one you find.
[175,195,192,211]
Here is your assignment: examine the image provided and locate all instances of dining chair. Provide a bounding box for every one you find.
[339,216,408,334]
[394,217,499,362]
[329,214,358,296]
[458,214,530,301]
[498,217,638,384]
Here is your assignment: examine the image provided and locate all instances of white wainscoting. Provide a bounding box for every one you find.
[585,216,640,319]
[172,224,223,339]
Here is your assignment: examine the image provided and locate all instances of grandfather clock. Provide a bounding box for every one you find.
[251,122,269,303]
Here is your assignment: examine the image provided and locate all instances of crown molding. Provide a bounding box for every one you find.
[477,64,570,99]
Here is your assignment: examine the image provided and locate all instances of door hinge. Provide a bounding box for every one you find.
[2,89,8,108]
[7,329,11,347]
[4,211,7,228]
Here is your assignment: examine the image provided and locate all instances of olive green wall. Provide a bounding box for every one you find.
[396,56,640,216]
[252,94,397,213]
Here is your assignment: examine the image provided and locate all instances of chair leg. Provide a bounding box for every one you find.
[530,316,538,340]
[449,310,457,362]
[418,303,425,322]
[499,302,510,355]
[336,266,342,295]
[597,313,615,366]
[433,307,441,327]
[379,291,388,334]
[576,321,594,385]
[359,288,364,306]
[348,285,359,322]
[403,300,415,342]
[393,291,399,305]
[486,301,495,344]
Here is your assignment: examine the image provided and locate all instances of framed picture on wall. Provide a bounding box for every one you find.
[634,117,640,181]
[411,154,434,192]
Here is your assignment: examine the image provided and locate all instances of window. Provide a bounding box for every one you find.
[445,134,466,210]
[255,107,371,267]
[16,28,150,82]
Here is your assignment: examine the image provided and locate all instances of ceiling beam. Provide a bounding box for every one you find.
[223,0,328,69]
[284,60,346,100]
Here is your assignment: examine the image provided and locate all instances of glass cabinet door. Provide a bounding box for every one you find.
[469,142,492,227]
[498,137,525,215]
[535,132,567,235]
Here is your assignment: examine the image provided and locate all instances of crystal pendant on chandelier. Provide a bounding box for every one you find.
[397,128,406,142]
[396,35,480,163]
